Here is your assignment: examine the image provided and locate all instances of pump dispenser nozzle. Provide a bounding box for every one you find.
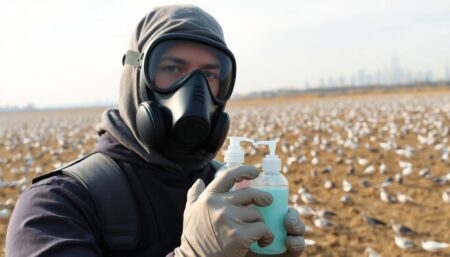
[254,139,281,172]
[224,136,254,163]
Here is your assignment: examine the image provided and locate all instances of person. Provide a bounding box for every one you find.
[6,4,306,257]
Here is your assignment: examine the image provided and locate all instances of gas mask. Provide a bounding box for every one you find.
[123,33,236,154]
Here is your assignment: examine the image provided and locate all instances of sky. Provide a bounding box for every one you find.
[1,0,450,108]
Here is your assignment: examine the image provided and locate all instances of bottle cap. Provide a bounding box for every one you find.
[254,139,281,172]
[224,137,254,163]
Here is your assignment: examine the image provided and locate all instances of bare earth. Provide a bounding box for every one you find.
[1,86,450,256]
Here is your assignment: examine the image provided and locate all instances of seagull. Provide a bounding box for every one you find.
[341,195,352,205]
[380,188,396,203]
[391,220,417,236]
[395,173,403,184]
[301,192,317,204]
[295,205,316,216]
[311,157,319,166]
[418,167,430,177]
[362,213,386,226]
[0,208,11,219]
[362,165,375,175]
[379,163,387,174]
[379,176,393,188]
[321,166,332,174]
[421,240,450,252]
[305,239,316,246]
[358,158,369,166]
[402,166,413,176]
[443,189,450,204]
[313,216,334,228]
[315,209,338,219]
[397,192,414,204]
[343,178,352,192]
[359,179,371,188]
[365,247,382,257]
[394,234,416,250]
[324,180,336,189]
[289,194,299,205]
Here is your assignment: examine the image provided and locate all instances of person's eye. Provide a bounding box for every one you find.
[204,71,219,80]
[160,65,181,73]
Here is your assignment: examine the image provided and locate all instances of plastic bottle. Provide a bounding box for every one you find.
[215,136,254,190]
[249,139,289,255]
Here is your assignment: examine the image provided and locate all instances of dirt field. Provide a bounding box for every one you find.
[1,87,450,256]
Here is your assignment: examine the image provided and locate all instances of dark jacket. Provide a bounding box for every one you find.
[5,132,216,257]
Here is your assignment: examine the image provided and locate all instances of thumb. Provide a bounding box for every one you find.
[186,179,205,207]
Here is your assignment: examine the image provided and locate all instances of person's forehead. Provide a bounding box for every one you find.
[160,41,219,61]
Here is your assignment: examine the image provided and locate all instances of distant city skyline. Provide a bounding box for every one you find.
[1,0,449,108]
[311,56,448,89]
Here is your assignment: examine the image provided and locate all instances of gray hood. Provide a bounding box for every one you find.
[96,4,228,172]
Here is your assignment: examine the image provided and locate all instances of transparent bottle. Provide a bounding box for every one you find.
[249,139,289,255]
[215,136,254,190]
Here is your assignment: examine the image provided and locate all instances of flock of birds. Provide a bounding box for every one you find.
[226,94,450,256]
[1,93,450,255]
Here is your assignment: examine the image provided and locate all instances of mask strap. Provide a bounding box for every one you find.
[122,50,141,67]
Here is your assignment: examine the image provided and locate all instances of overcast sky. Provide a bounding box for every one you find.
[1,0,450,108]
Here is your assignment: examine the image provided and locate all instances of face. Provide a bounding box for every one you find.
[153,41,221,97]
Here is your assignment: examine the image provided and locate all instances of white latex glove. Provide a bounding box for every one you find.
[174,165,275,257]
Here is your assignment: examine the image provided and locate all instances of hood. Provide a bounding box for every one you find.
[96,4,228,173]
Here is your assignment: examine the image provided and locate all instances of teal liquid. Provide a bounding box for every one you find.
[250,188,288,255]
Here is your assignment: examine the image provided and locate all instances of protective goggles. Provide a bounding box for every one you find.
[125,34,236,104]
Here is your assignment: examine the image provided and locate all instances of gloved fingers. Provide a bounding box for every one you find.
[186,179,205,207]
[208,165,260,193]
[285,235,305,255]
[285,207,305,236]
[228,187,273,207]
[244,222,274,248]
[237,206,264,223]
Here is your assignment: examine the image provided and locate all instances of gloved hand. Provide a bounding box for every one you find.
[245,207,306,257]
[174,165,275,257]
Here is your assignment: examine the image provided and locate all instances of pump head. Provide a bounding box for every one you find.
[224,136,254,163]
[253,139,281,172]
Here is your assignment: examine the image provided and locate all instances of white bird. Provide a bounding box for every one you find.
[311,157,319,166]
[418,167,430,177]
[379,163,387,174]
[324,180,336,189]
[395,234,416,250]
[365,247,382,257]
[301,192,317,204]
[362,165,375,175]
[305,239,316,246]
[315,209,338,219]
[289,194,299,205]
[395,173,403,184]
[379,176,393,188]
[380,188,396,203]
[443,189,450,204]
[0,208,11,219]
[391,220,417,236]
[341,195,352,205]
[358,158,369,166]
[343,178,352,192]
[313,216,334,228]
[397,192,413,204]
[295,205,316,216]
[402,166,413,176]
[287,156,297,166]
[421,240,450,252]
[398,160,412,169]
